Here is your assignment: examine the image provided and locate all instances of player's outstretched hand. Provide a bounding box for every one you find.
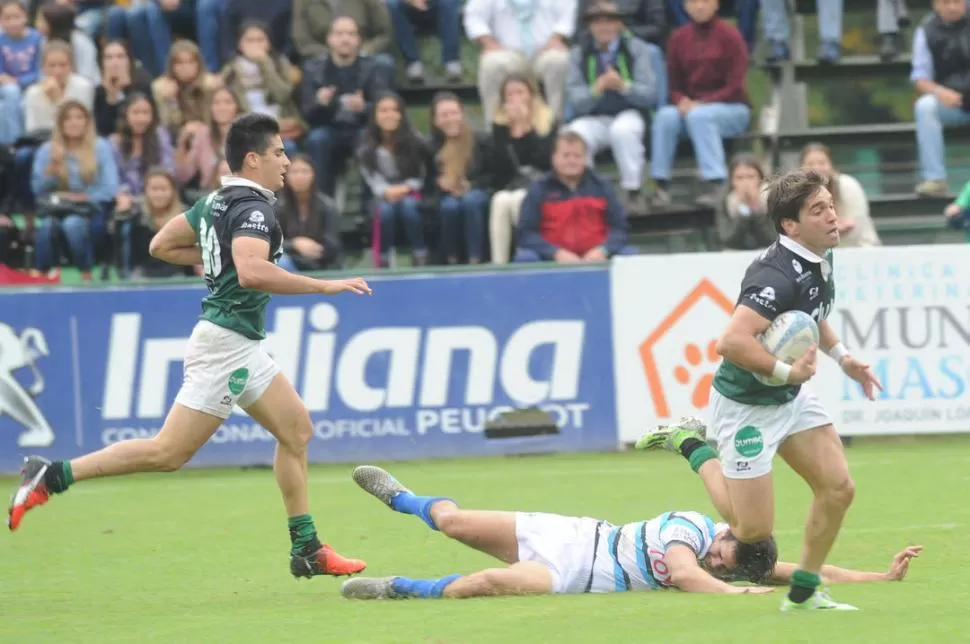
[788,344,817,385]
[840,356,883,401]
[740,586,775,595]
[319,278,373,296]
[884,545,923,581]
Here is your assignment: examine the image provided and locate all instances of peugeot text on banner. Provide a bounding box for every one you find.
[611,245,970,441]
[0,267,619,473]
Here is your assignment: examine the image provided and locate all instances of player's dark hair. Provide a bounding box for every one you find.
[765,169,829,236]
[224,112,280,173]
[724,531,778,584]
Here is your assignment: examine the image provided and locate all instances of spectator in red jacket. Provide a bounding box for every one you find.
[515,130,635,263]
[649,0,750,209]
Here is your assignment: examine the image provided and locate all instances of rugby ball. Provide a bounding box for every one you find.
[752,310,819,386]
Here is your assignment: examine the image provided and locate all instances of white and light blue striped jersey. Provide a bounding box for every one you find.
[584,511,723,593]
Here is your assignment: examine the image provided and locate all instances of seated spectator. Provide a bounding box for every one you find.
[24,41,95,135]
[800,143,881,248]
[119,166,194,278]
[464,0,577,124]
[0,214,15,266]
[110,93,175,226]
[0,0,42,146]
[291,0,395,74]
[650,0,749,208]
[37,2,101,84]
[302,17,387,196]
[762,0,841,63]
[566,1,657,214]
[118,0,226,77]
[31,100,119,280]
[575,0,667,47]
[357,92,431,268]
[878,0,910,61]
[152,40,215,138]
[715,153,773,250]
[221,20,304,148]
[93,40,154,138]
[175,86,239,192]
[488,72,556,264]
[275,154,345,272]
[385,0,463,85]
[515,130,633,262]
[430,92,492,264]
[221,0,293,72]
[668,0,758,53]
[911,0,970,198]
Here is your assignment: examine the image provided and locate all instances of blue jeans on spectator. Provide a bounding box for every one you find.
[35,210,107,272]
[12,146,37,213]
[385,0,461,65]
[195,0,227,72]
[306,126,362,195]
[378,196,426,263]
[75,6,108,40]
[668,0,759,51]
[0,83,23,145]
[277,252,300,273]
[132,0,197,76]
[914,93,970,182]
[370,53,399,86]
[0,225,13,266]
[762,0,842,44]
[514,245,638,262]
[439,189,488,262]
[650,103,750,182]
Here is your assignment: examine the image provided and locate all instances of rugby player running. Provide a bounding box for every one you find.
[8,113,372,579]
[638,170,883,611]
[336,465,919,601]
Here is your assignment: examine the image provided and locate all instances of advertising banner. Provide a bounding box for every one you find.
[611,245,970,440]
[0,267,618,473]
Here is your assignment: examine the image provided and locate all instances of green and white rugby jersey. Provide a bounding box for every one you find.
[184,177,283,340]
[712,236,836,406]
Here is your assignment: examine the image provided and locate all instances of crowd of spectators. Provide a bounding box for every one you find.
[6,0,954,281]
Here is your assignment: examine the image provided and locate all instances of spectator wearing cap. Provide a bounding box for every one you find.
[566,0,657,214]
[649,0,749,208]
[463,0,577,125]
[575,0,668,47]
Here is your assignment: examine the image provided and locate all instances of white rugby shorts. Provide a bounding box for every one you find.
[174,320,280,419]
[709,386,831,480]
[514,512,599,594]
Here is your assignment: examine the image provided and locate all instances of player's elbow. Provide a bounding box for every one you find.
[235,260,264,290]
[148,234,166,260]
[715,333,738,360]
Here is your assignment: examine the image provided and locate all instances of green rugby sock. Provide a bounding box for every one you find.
[789,569,821,603]
[43,461,74,494]
[680,439,717,473]
[288,514,320,556]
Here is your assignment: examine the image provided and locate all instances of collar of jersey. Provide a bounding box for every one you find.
[778,235,823,263]
[220,176,277,204]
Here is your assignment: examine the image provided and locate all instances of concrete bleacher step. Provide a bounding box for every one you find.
[782,55,913,82]
[794,0,930,14]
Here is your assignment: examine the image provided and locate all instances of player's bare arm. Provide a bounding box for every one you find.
[149,213,203,266]
[233,236,372,296]
[716,305,817,386]
[818,319,883,400]
[770,546,922,585]
[665,544,773,595]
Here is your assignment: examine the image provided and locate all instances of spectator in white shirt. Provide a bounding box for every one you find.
[463,0,577,125]
[24,41,95,134]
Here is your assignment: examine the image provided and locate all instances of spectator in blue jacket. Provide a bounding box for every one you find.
[516,130,635,262]
[31,100,119,279]
[0,0,43,144]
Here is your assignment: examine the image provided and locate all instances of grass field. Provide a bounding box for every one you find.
[1,437,968,643]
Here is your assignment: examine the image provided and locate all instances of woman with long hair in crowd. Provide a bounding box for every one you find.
[800,143,881,248]
[357,91,431,268]
[31,100,119,280]
[93,39,153,137]
[715,153,775,251]
[275,154,344,272]
[120,167,193,279]
[36,2,100,84]
[429,92,492,265]
[175,85,240,193]
[488,73,556,264]
[152,39,214,137]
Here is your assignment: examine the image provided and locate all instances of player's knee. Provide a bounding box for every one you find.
[480,568,510,595]
[149,438,191,472]
[278,410,313,452]
[732,516,773,543]
[820,475,855,511]
[434,510,465,539]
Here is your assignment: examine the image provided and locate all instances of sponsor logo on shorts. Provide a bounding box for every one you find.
[734,425,764,458]
[227,368,249,396]
[221,395,232,406]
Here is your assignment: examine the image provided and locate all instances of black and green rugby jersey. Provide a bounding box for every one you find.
[712,236,835,406]
[185,177,283,340]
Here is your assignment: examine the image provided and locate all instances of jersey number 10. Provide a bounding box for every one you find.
[199,218,223,289]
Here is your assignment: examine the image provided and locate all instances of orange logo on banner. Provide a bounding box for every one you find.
[638,279,735,418]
